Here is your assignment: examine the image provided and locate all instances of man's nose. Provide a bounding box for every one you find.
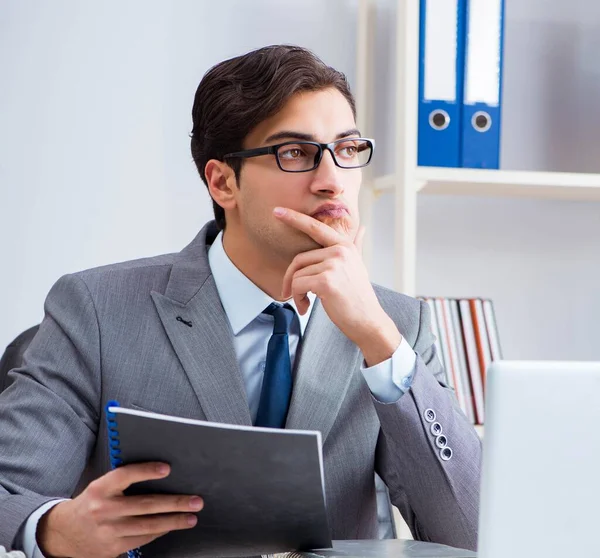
[309,149,344,196]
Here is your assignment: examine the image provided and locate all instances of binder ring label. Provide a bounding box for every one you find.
[472,111,492,133]
[429,109,450,131]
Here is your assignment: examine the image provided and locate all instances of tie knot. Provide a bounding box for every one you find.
[263,303,295,334]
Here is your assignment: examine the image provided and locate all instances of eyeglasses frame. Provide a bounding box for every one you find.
[223,137,375,173]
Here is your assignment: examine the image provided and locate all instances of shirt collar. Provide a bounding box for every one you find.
[208,231,316,336]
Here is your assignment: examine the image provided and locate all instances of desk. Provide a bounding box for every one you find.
[278,539,476,557]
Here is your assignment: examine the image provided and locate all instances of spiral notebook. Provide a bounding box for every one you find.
[106,402,332,558]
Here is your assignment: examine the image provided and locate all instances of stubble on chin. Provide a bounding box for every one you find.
[315,215,356,239]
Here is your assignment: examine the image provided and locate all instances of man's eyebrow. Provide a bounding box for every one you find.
[263,128,362,144]
[335,128,361,140]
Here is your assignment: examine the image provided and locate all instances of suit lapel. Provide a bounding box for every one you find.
[150,221,361,434]
[285,300,362,443]
[151,223,252,426]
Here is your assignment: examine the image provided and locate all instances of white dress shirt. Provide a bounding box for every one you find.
[18,231,417,557]
[207,231,418,415]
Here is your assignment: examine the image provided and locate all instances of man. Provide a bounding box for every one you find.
[0,45,481,558]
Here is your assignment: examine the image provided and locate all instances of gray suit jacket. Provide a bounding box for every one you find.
[0,221,482,555]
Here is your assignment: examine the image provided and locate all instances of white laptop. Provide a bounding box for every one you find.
[478,360,600,558]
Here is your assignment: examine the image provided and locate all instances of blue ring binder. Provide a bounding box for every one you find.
[417,0,467,168]
[461,0,505,168]
[105,400,143,558]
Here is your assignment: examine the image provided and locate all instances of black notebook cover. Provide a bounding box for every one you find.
[106,405,332,558]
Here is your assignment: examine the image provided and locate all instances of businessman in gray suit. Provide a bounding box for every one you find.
[0,45,481,558]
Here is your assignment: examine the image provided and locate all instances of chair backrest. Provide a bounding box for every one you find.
[0,325,39,393]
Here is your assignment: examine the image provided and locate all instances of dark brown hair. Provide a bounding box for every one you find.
[190,45,356,230]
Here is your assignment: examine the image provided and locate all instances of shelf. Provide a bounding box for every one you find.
[373,168,600,202]
[358,0,600,294]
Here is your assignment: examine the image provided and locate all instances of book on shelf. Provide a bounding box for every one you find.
[418,297,503,425]
[470,299,493,390]
[483,299,503,361]
[105,403,331,558]
[449,299,476,425]
[458,300,485,424]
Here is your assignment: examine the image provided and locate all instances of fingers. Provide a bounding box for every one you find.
[287,264,329,315]
[290,276,322,313]
[288,262,331,309]
[92,462,170,496]
[281,248,332,299]
[107,494,204,518]
[49,464,204,558]
[115,512,198,538]
[294,294,311,316]
[281,245,355,300]
[117,517,195,555]
[274,207,344,247]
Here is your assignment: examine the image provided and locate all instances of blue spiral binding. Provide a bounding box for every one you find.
[106,400,123,468]
[105,400,143,558]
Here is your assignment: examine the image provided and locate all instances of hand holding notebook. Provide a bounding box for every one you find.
[35,461,201,558]
[105,403,331,558]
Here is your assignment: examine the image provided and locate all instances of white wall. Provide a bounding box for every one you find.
[0,0,357,348]
[1,0,598,360]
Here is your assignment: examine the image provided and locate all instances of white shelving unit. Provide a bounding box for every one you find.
[376,168,600,202]
[356,0,600,297]
[355,0,599,541]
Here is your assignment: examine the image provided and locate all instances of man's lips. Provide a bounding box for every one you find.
[311,204,349,220]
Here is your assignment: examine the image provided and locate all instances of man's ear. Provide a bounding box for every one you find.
[204,159,238,211]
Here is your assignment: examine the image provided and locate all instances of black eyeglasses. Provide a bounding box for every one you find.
[223,138,375,173]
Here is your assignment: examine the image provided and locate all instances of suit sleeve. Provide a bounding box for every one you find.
[0,274,101,550]
[374,299,482,551]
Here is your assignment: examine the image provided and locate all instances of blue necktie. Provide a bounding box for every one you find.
[255,303,295,428]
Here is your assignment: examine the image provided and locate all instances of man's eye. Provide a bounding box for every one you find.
[280,148,306,159]
[337,145,358,158]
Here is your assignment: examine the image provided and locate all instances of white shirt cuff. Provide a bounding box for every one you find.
[360,337,417,403]
[15,499,68,558]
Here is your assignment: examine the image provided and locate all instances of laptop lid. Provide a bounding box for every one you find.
[478,361,600,558]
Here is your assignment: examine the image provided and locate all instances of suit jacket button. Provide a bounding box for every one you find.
[424,408,436,422]
[431,422,443,436]
[435,434,448,448]
[440,447,453,461]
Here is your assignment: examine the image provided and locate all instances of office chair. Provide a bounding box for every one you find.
[0,325,39,393]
